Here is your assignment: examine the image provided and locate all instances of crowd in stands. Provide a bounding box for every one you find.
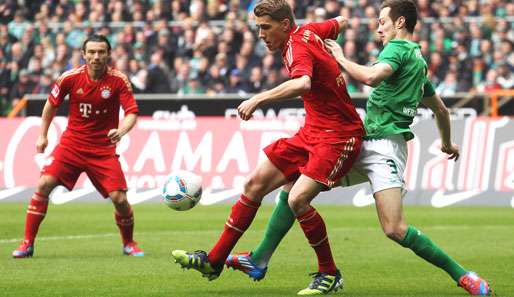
[0,0,513,116]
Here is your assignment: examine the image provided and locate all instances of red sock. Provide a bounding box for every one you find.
[297,207,337,274]
[24,192,49,245]
[115,208,134,245]
[208,195,260,267]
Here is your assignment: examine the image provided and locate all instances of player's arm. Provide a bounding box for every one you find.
[421,93,459,160]
[237,75,311,121]
[108,113,137,144]
[334,16,348,33]
[110,73,139,143]
[324,39,393,87]
[37,100,59,153]
[40,73,68,153]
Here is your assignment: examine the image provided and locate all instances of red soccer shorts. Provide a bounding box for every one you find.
[264,130,362,189]
[41,143,127,198]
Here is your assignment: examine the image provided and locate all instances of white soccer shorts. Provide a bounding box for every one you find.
[338,134,407,195]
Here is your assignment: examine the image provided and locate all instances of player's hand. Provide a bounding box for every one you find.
[441,143,460,161]
[108,129,123,143]
[237,97,259,121]
[36,135,48,153]
[324,39,345,60]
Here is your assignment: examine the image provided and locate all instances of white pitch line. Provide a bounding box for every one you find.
[0,230,221,245]
[0,233,119,244]
[1,225,511,245]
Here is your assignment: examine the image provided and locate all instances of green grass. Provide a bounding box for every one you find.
[1,203,512,297]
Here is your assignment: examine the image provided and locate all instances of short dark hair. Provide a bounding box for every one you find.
[381,0,418,33]
[82,34,111,52]
[254,0,295,27]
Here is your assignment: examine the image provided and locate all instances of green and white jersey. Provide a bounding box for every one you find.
[365,39,435,141]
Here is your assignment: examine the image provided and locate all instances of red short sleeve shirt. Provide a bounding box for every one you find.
[49,65,138,152]
[281,19,364,138]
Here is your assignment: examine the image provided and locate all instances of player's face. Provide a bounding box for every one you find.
[255,15,290,52]
[377,7,397,45]
[82,41,110,72]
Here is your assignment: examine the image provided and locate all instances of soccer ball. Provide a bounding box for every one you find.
[162,171,203,211]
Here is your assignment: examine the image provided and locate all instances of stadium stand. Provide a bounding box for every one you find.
[0,0,513,116]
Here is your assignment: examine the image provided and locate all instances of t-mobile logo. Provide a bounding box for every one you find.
[79,103,92,118]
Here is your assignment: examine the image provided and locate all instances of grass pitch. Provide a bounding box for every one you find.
[0,202,512,297]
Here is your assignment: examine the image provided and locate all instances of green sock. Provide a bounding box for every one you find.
[251,190,295,268]
[400,225,467,282]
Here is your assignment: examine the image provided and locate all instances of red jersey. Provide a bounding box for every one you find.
[282,19,364,138]
[48,65,138,153]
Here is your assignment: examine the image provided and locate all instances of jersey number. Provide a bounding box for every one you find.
[386,159,398,175]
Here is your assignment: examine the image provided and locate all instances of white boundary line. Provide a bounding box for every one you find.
[0,233,119,244]
[1,225,511,245]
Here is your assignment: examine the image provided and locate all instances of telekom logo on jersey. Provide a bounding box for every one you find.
[79,103,92,118]
[1,117,514,202]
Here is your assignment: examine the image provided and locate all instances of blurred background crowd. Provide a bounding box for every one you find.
[0,0,513,115]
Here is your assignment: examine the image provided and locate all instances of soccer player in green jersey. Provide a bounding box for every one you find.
[225,0,491,295]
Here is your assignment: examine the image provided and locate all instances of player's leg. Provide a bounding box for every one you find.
[13,144,82,258]
[227,141,367,281]
[288,175,343,295]
[109,190,144,256]
[250,183,295,266]
[226,183,295,280]
[172,158,289,280]
[337,167,369,187]
[173,135,306,280]
[374,186,490,295]
[364,135,490,295]
[12,175,59,258]
[288,136,360,295]
[253,187,294,265]
[85,153,143,256]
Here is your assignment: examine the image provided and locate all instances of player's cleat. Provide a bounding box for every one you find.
[297,269,343,295]
[12,242,34,258]
[123,241,144,256]
[172,250,222,281]
[225,252,267,281]
[458,271,491,296]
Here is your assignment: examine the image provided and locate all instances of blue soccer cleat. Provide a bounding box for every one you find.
[225,252,267,281]
[12,241,34,258]
[458,271,492,296]
[123,241,145,256]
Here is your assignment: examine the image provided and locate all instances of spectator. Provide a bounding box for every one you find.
[38,70,53,94]
[436,71,458,96]
[428,52,447,85]
[476,69,502,93]
[225,68,247,94]
[8,10,29,40]
[0,0,513,113]
[179,75,205,95]
[9,69,38,110]
[151,28,176,66]
[145,51,172,93]
[247,66,264,93]
[497,63,514,89]
[171,57,192,93]
[128,59,147,93]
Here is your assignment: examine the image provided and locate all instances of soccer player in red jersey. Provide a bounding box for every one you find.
[172,1,363,294]
[12,35,144,258]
